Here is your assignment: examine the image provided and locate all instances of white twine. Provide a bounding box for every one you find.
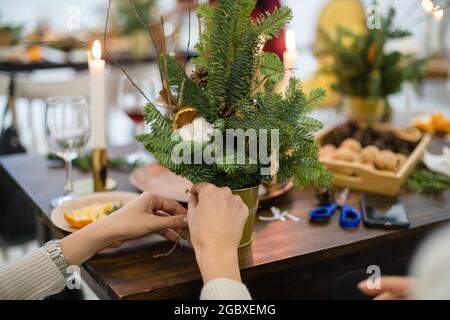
[258,206,299,222]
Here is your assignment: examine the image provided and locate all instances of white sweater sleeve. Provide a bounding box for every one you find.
[0,247,66,300]
[200,278,252,300]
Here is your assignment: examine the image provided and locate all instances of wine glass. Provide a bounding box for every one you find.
[45,96,90,207]
[117,71,157,164]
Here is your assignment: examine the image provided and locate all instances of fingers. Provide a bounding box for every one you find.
[156,213,188,229]
[190,182,213,196]
[156,229,180,242]
[146,193,187,216]
[188,192,199,212]
[374,292,399,300]
[358,276,413,298]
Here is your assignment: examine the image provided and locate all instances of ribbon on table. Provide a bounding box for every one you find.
[258,206,299,222]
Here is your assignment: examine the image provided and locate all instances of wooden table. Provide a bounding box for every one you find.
[0,140,449,299]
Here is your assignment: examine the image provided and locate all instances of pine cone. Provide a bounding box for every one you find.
[190,67,208,89]
[217,102,235,118]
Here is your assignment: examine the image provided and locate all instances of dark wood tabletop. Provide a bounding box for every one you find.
[1,139,449,299]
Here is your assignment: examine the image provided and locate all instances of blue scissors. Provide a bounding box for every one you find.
[309,188,361,228]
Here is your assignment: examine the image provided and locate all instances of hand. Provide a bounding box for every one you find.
[60,192,187,265]
[358,276,414,300]
[187,183,248,283]
[105,192,187,246]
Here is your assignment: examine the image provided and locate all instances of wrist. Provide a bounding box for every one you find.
[60,220,117,265]
[195,246,241,284]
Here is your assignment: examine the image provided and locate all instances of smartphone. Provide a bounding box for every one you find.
[360,193,410,229]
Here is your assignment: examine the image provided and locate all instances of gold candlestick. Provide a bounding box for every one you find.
[92,148,108,192]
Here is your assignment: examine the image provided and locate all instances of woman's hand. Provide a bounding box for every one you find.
[60,192,187,266]
[358,276,414,300]
[187,183,248,283]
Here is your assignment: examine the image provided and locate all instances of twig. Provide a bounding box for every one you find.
[103,47,151,103]
[104,0,112,47]
[102,0,151,103]
[126,0,160,56]
[185,0,192,68]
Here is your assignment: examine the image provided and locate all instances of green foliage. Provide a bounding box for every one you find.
[323,4,427,98]
[115,0,155,34]
[138,0,332,190]
[407,168,450,196]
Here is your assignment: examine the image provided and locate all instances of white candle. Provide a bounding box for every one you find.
[279,29,299,92]
[88,40,106,149]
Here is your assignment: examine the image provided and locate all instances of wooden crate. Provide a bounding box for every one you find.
[317,129,432,195]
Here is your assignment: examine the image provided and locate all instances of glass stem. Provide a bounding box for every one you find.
[64,159,74,196]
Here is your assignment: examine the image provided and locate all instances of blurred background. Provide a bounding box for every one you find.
[0,0,448,152]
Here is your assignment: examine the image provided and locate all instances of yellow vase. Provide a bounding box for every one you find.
[233,185,259,248]
[343,96,385,124]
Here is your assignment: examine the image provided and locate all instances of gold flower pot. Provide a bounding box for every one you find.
[233,185,259,248]
[343,96,385,124]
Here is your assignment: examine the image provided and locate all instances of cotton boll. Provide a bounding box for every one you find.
[177,122,195,141]
[177,117,214,144]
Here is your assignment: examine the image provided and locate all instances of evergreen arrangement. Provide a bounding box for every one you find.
[322,5,427,98]
[137,0,332,190]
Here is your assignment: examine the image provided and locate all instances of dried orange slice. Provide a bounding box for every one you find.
[174,105,198,129]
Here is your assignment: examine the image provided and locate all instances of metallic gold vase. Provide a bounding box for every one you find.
[343,96,385,124]
[233,185,259,248]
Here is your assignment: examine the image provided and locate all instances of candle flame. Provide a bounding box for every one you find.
[433,6,443,20]
[286,29,296,53]
[422,0,434,13]
[92,40,102,60]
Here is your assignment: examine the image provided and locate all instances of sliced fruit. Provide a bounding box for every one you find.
[64,211,95,229]
[174,105,198,129]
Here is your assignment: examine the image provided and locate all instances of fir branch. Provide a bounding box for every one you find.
[253,6,293,41]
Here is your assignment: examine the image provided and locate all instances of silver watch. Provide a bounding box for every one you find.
[43,240,70,279]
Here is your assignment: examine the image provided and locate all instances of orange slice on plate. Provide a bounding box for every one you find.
[63,203,118,229]
[64,211,95,229]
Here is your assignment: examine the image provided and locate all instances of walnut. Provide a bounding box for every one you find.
[361,145,380,164]
[340,138,362,152]
[335,147,360,162]
[375,150,397,171]
[320,144,337,159]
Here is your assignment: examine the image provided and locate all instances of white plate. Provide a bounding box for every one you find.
[51,191,140,233]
